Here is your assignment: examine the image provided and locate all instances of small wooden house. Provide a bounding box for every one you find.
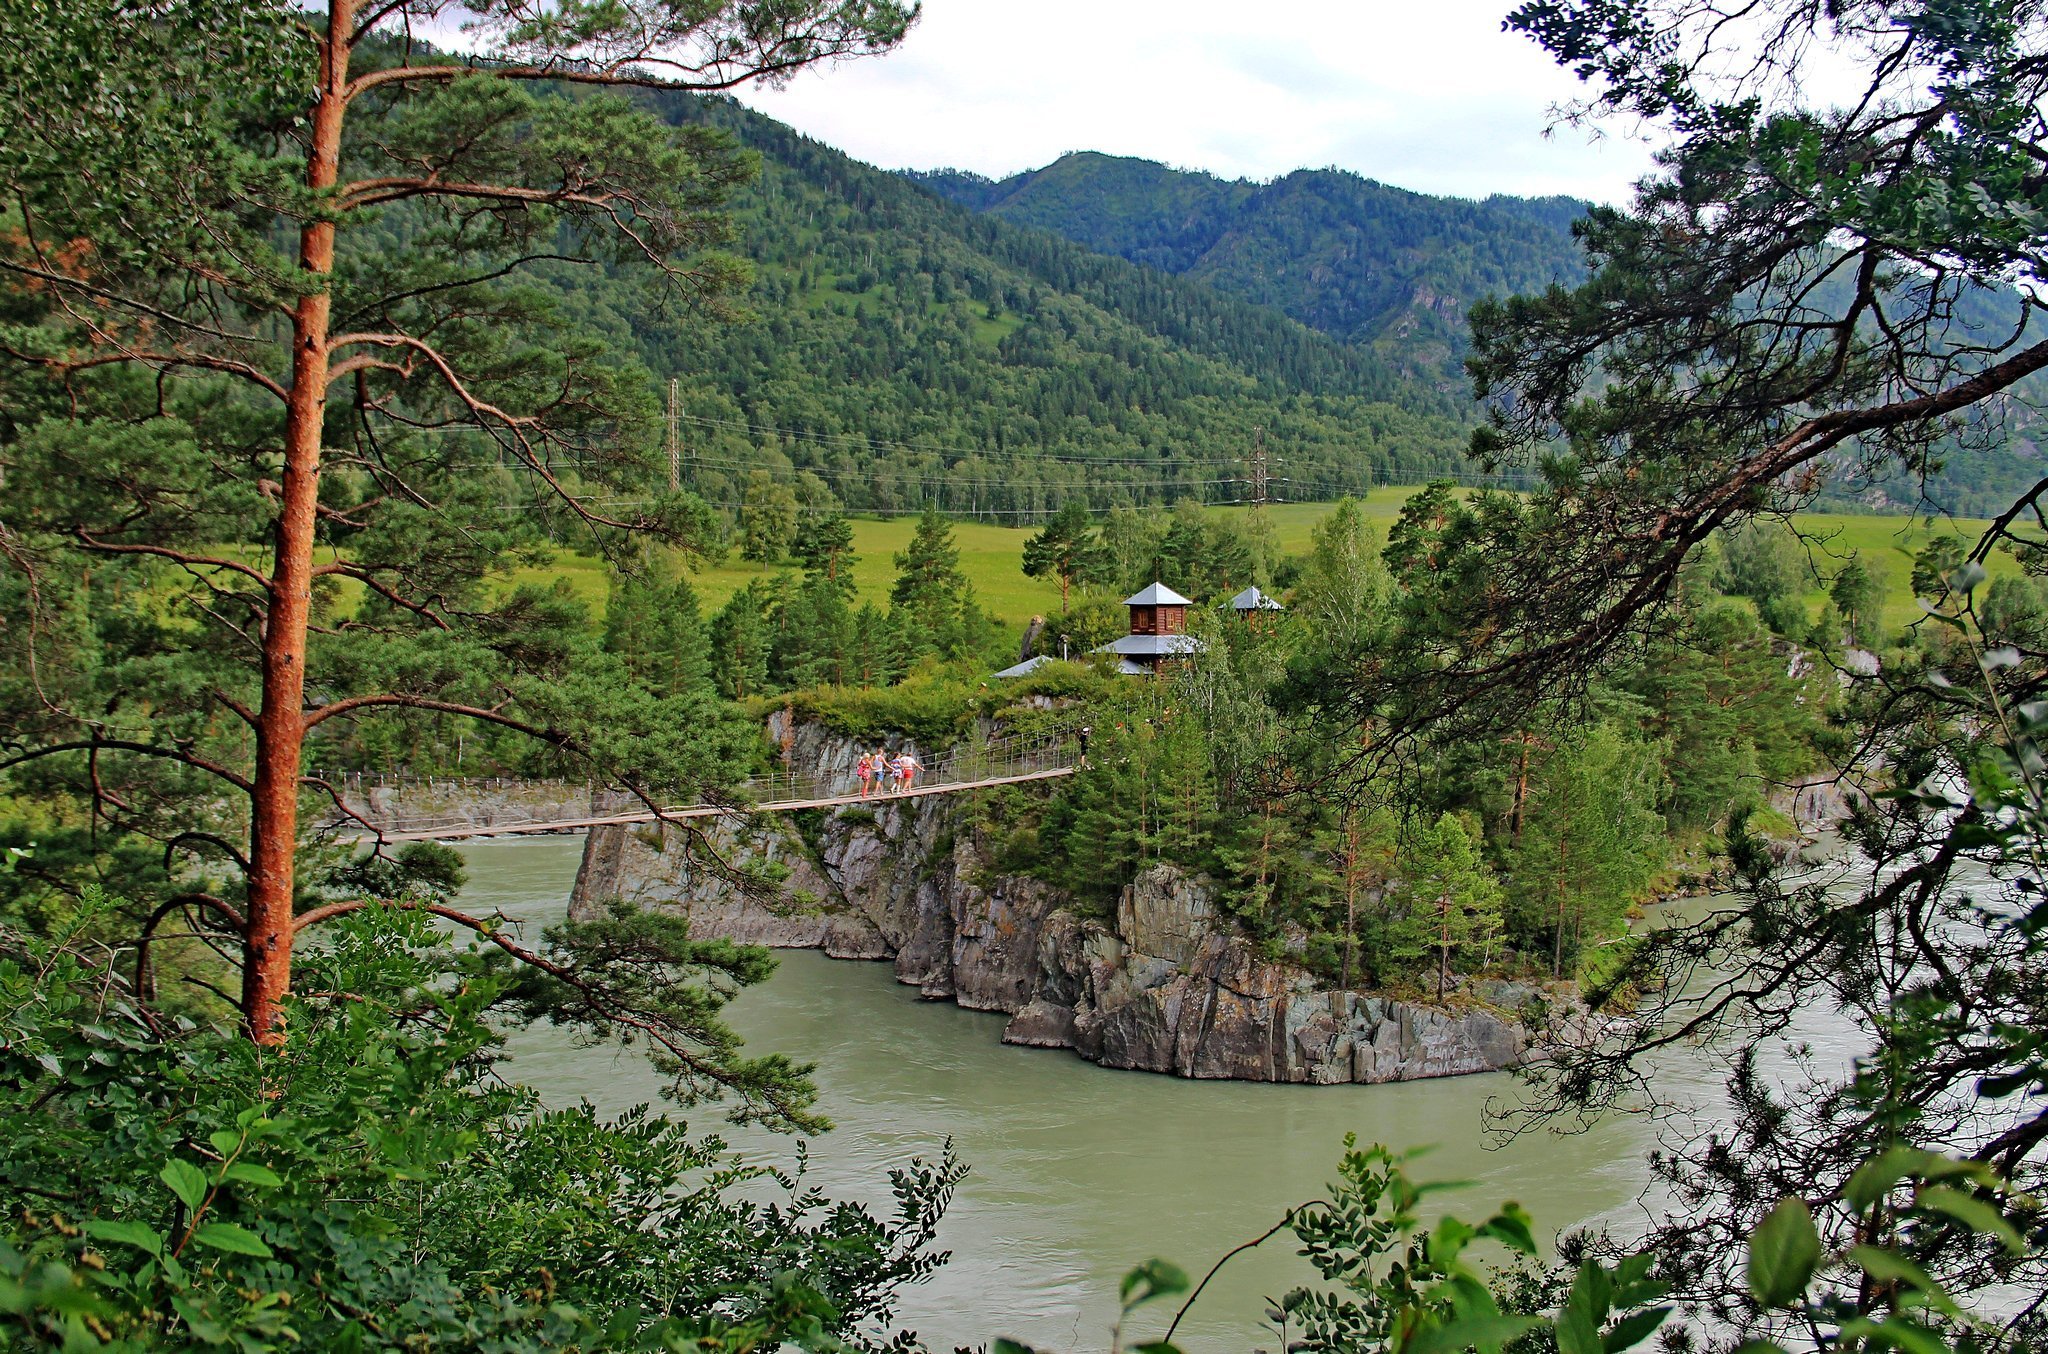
[1096,582,1204,673]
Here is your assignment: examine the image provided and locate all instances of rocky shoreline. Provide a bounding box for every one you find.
[569,716,1531,1086]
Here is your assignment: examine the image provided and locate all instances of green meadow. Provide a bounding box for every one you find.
[511,491,2011,639]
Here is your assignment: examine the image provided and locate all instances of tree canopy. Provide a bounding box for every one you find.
[0,0,909,1065]
[1385,0,2048,1331]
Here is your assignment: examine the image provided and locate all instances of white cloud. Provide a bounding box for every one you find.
[735,0,1661,203]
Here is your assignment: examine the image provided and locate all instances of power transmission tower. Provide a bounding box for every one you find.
[665,378,681,492]
[1249,425,1268,508]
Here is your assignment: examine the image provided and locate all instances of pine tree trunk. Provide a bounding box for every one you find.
[1511,733,1530,842]
[243,1,352,1042]
[1341,816,1358,991]
[1552,838,1570,980]
[1437,893,1451,1003]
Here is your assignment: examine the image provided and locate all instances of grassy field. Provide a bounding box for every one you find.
[509,492,2009,638]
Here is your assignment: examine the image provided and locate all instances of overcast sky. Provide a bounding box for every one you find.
[734,0,1663,204]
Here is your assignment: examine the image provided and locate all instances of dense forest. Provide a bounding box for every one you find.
[529,97,1488,517]
[5,0,2047,1350]
[913,153,2048,517]
[911,153,1589,389]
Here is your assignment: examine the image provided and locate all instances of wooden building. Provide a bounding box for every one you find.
[1096,582,1204,673]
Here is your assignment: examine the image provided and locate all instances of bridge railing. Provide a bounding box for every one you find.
[324,725,1082,839]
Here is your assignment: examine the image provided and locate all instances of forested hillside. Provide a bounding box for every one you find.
[909,153,1589,390]
[910,152,2048,515]
[536,99,1494,515]
[486,95,2046,520]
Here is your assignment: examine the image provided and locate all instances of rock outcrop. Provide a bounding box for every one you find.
[1003,866,1525,1083]
[570,718,1527,1086]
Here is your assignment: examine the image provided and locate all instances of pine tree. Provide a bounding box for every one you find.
[710,585,772,701]
[848,602,901,688]
[1508,725,1668,978]
[605,573,712,700]
[1627,599,1820,831]
[1387,812,1503,1003]
[1021,501,1113,611]
[773,572,853,688]
[793,513,858,592]
[889,505,992,661]
[0,0,910,1046]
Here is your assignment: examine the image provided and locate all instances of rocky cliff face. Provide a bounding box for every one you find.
[570,717,1527,1085]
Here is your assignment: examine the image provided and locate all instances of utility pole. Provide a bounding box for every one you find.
[1249,425,1268,508]
[665,377,681,493]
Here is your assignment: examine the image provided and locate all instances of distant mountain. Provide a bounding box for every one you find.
[908,154,1591,391]
[553,100,1490,518]
[535,101,2037,519]
[910,152,2048,517]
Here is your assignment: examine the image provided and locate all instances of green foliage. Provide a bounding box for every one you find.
[914,153,1593,400]
[1505,725,1668,978]
[792,513,859,590]
[1058,1136,2026,1353]
[1281,1141,1662,1354]
[1719,522,1811,621]
[0,0,922,1041]
[777,670,986,745]
[606,569,715,699]
[740,470,802,563]
[1291,497,1396,661]
[890,506,996,663]
[1020,501,1114,610]
[1730,1147,2033,1352]
[1625,597,1824,832]
[1830,557,1887,648]
[1149,500,1261,600]
[708,583,774,700]
[1386,813,1504,1002]
[0,899,959,1351]
[649,102,1491,518]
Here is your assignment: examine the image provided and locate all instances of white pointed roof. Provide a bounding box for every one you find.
[1225,585,1284,611]
[1124,582,1193,607]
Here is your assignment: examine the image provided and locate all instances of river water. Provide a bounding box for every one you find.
[455,835,1824,1352]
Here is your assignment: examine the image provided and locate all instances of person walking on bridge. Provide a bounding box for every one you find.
[855,752,875,799]
[893,752,922,793]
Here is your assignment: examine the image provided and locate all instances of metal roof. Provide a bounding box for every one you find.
[1123,582,1194,607]
[992,654,1057,679]
[1097,633,1205,658]
[1224,585,1284,611]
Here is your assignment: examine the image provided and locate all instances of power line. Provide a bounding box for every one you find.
[681,451,1246,492]
[672,412,1248,467]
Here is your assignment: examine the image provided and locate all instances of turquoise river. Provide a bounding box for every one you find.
[456,834,1856,1351]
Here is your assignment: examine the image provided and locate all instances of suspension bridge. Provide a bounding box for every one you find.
[327,729,1080,845]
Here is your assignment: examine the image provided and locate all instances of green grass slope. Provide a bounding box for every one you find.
[518,497,2003,642]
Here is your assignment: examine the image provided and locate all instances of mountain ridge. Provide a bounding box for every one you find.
[908,151,1592,389]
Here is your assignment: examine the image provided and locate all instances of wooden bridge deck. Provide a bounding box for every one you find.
[336,764,1076,844]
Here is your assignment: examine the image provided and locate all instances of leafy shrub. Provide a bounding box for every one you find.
[0,896,960,1351]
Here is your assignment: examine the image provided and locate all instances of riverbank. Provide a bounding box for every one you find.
[460,835,1654,1350]
[569,716,1538,1088]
